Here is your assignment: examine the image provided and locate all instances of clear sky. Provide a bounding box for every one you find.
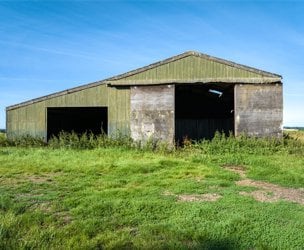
[1,0,304,129]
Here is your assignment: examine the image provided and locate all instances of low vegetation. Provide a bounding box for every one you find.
[285,129,304,142]
[0,131,304,249]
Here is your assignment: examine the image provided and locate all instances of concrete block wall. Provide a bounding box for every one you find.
[130,85,175,143]
[234,83,283,137]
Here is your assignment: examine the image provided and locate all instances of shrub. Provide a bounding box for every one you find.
[0,133,8,146]
[48,131,174,152]
[48,131,96,149]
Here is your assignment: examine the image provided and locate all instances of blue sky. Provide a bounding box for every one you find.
[1,0,304,129]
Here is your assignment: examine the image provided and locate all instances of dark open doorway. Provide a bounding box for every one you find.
[47,107,107,140]
[175,84,234,142]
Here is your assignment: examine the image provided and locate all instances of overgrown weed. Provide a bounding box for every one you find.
[0,133,8,146]
[0,133,45,147]
[48,131,174,153]
[48,131,133,150]
[1,130,304,156]
[180,131,304,156]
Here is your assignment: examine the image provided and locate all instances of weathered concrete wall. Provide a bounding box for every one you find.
[234,83,283,137]
[130,85,174,143]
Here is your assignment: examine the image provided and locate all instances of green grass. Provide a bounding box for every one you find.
[1,134,304,249]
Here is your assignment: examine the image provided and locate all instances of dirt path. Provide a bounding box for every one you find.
[223,165,304,205]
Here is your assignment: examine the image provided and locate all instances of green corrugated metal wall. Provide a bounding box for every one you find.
[110,55,264,84]
[6,84,130,139]
[107,86,130,135]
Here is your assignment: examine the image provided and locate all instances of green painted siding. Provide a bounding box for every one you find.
[109,55,266,85]
[108,86,130,136]
[7,84,130,139]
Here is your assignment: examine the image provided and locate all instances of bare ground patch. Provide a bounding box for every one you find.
[25,172,61,184]
[0,172,61,186]
[177,193,222,202]
[5,173,64,215]
[29,201,53,213]
[222,164,246,178]
[53,211,73,225]
[0,176,23,185]
[223,165,304,205]
[163,191,222,202]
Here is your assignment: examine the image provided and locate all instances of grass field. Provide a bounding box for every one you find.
[1,133,304,249]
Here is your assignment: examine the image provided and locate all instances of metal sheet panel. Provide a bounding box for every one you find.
[107,86,130,136]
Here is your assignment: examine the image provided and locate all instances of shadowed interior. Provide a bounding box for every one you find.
[47,107,107,140]
[175,84,234,142]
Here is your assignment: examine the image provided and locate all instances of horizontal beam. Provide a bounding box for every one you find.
[107,77,282,86]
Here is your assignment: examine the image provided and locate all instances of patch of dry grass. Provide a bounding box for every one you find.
[284,130,304,142]
[224,164,304,205]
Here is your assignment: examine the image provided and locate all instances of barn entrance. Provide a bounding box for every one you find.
[47,107,107,140]
[175,84,234,142]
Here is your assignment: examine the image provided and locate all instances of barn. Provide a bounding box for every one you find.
[6,51,283,143]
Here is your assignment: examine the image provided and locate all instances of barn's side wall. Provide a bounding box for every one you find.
[108,86,130,136]
[130,85,175,144]
[234,83,283,137]
[6,84,130,139]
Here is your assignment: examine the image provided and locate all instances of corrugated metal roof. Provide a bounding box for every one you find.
[7,50,282,111]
